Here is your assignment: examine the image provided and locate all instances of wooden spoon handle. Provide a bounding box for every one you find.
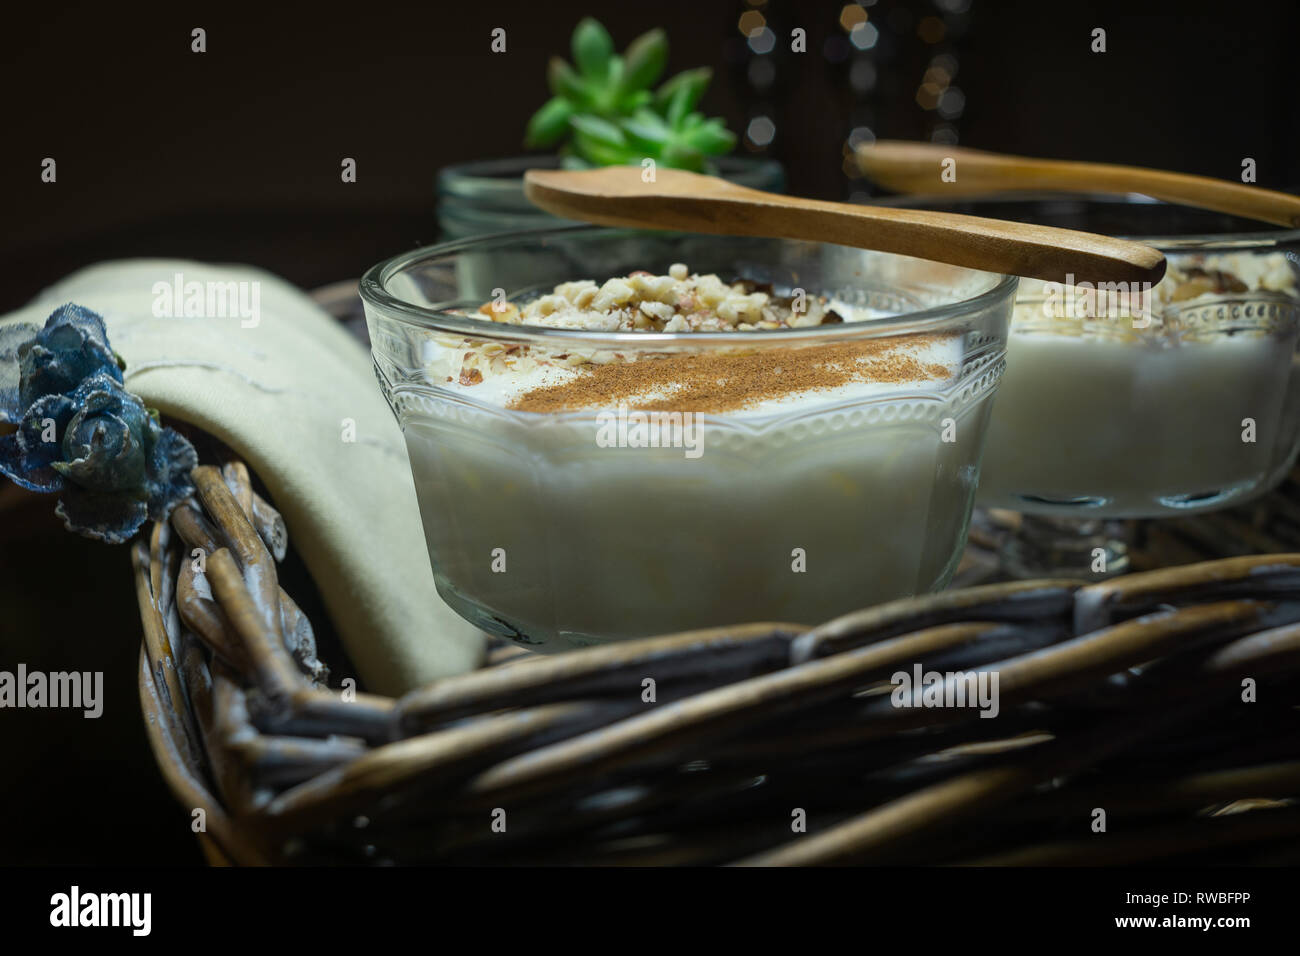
[525,170,1166,286]
[857,141,1300,228]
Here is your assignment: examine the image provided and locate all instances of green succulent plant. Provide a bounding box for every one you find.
[525,17,736,173]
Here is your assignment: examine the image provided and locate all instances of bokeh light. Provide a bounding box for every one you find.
[849,22,879,50]
[930,123,959,145]
[745,115,776,149]
[747,26,776,55]
[738,10,766,36]
[839,4,868,31]
[938,87,966,120]
[932,53,959,78]
[850,58,878,93]
[847,126,877,150]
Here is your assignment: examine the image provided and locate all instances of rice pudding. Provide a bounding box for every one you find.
[386,263,1007,650]
[977,251,1300,516]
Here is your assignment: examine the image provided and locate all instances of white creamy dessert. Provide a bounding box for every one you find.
[977,251,1300,516]
[394,264,1002,649]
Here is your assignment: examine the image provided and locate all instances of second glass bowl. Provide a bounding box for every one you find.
[881,194,1300,574]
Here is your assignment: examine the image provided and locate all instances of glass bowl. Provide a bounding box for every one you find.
[361,226,1016,650]
[880,194,1300,574]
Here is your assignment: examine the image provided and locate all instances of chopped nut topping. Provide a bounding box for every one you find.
[465,264,846,334]
[1015,250,1298,334]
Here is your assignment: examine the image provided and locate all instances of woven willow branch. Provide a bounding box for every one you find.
[135,460,1300,865]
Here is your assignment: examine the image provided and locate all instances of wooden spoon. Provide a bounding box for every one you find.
[856,140,1300,228]
[524,166,1165,286]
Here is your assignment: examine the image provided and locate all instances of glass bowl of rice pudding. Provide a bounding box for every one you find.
[361,227,1016,650]
[880,195,1300,574]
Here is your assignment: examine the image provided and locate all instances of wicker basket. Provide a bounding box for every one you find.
[134,459,1300,865]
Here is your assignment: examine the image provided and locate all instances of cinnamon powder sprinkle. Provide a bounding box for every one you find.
[508,333,955,413]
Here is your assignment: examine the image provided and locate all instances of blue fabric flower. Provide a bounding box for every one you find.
[0,392,77,492]
[1,304,124,422]
[0,305,196,543]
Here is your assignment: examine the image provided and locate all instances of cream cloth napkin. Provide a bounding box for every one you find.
[2,259,484,694]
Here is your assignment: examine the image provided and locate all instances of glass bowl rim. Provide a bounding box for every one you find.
[359,223,1021,348]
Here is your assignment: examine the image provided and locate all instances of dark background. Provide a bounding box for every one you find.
[3,0,1297,313]
[1,0,1296,864]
